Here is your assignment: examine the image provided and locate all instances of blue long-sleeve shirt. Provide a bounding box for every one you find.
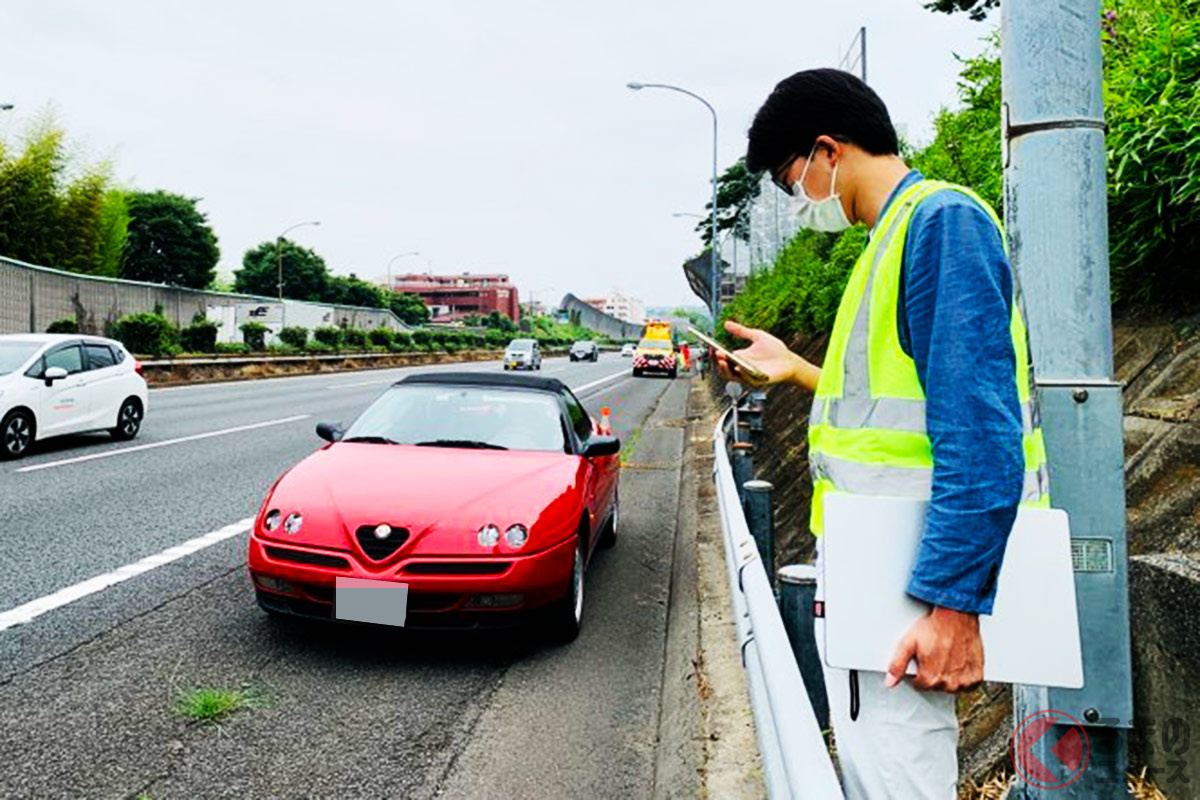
[885,170,1025,615]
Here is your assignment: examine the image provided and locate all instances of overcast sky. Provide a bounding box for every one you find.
[1,1,994,309]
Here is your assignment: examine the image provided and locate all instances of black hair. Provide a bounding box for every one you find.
[745,68,899,175]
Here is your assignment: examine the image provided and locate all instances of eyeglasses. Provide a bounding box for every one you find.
[771,153,802,196]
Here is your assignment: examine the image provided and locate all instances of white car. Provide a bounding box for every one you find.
[0,334,148,460]
[620,343,636,357]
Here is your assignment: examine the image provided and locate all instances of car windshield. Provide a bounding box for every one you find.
[343,385,567,453]
[0,341,43,375]
[639,339,671,350]
[507,340,534,352]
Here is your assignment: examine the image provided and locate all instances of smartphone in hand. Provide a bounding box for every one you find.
[687,326,770,384]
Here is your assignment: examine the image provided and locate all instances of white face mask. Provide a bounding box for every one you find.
[791,149,852,232]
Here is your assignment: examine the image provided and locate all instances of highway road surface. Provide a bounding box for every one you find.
[0,353,692,799]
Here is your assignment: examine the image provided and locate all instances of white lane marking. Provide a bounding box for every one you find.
[0,517,254,632]
[16,415,311,473]
[568,369,630,395]
[326,378,396,390]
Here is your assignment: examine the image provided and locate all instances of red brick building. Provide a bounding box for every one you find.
[391,273,520,324]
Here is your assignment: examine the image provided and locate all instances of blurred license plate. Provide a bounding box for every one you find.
[335,577,408,627]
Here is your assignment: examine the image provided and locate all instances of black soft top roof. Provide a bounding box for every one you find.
[395,371,568,393]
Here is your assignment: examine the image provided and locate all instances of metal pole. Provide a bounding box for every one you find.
[626,82,719,316]
[860,26,867,83]
[743,479,775,591]
[275,220,320,333]
[1002,2,1129,796]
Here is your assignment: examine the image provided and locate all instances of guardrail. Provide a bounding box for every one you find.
[713,393,843,799]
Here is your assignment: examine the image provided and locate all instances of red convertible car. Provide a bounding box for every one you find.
[247,372,620,640]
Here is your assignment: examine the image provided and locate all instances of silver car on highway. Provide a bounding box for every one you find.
[503,338,541,371]
[0,334,148,460]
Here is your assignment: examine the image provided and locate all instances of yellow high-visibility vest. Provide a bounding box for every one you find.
[808,179,1050,535]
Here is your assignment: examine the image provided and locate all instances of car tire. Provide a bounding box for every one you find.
[633,368,642,377]
[548,531,586,642]
[109,398,144,441]
[598,489,618,549]
[669,368,678,379]
[1,408,35,461]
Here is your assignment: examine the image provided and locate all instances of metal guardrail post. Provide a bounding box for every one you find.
[743,480,775,592]
[731,442,755,503]
[777,564,830,731]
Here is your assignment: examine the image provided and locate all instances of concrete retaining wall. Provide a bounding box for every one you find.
[1129,554,1200,793]
[559,293,642,340]
[0,256,407,338]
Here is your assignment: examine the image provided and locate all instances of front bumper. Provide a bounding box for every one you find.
[248,533,575,629]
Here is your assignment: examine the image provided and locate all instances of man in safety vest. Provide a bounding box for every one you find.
[717,68,1048,799]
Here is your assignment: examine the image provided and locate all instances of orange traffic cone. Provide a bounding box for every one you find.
[600,406,612,435]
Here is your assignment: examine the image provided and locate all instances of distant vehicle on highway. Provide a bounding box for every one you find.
[620,343,636,358]
[632,338,677,379]
[503,338,541,371]
[569,340,598,362]
[0,334,147,460]
[248,371,621,640]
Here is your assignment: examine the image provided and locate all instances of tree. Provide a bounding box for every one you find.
[923,0,998,21]
[235,239,330,300]
[696,158,762,248]
[0,122,117,274]
[389,292,431,325]
[327,273,385,308]
[119,191,220,288]
[485,310,516,332]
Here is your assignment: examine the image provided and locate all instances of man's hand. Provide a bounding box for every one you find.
[885,607,984,692]
[716,321,820,390]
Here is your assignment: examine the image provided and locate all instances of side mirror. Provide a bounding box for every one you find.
[43,366,68,386]
[316,421,345,442]
[582,434,620,458]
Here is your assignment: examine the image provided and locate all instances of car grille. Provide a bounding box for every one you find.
[265,546,351,570]
[355,525,411,560]
[402,561,512,576]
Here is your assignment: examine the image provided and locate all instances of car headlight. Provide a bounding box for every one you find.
[284,512,303,535]
[478,524,501,547]
[504,524,528,548]
[264,509,282,532]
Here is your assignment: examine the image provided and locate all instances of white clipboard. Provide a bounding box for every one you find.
[821,492,1084,688]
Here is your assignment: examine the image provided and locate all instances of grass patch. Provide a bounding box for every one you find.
[620,426,643,466]
[174,685,271,724]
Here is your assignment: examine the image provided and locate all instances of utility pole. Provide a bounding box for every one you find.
[1003,1,1130,797]
[838,27,866,82]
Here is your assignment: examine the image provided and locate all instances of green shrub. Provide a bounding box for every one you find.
[390,331,414,351]
[46,317,78,334]
[239,321,268,351]
[411,329,432,349]
[216,342,251,355]
[306,341,336,354]
[341,328,368,349]
[278,326,309,349]
[180,319,219,353]
[484,330,507,348]
[112,312,177,356]
[368,328,394,348]
[313,327,341,348]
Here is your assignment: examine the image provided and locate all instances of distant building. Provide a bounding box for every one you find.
[391,272,520,324]
[580,290,645,326]
[719,272,747,305]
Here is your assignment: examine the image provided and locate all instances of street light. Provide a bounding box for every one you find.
[385,251,421,297]
[276,220,320,330]
[628,82,720,315]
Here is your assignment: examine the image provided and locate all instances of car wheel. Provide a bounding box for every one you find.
[598,489,618,549]
[1,409,35,460]
[548,533,586,642]
[669,368,678,379]
[633,368,643,377]
[110,398,143,441]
